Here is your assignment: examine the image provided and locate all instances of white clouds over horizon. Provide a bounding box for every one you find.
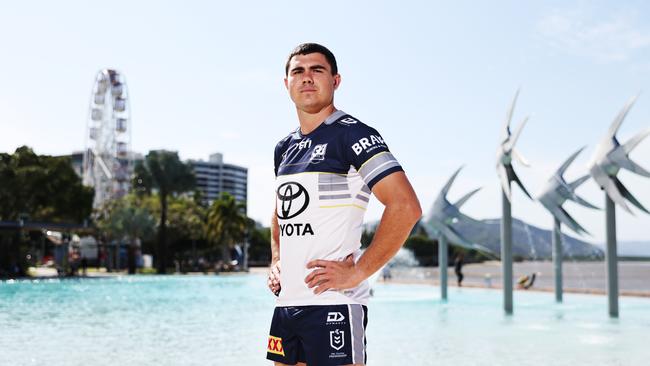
[537,8,650,62]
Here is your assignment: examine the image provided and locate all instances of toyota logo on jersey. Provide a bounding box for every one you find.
[276,182,309,219]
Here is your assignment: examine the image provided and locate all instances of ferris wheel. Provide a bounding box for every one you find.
[83,69,133,208]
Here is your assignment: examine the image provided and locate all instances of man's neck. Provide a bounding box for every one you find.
[297,105,337,135]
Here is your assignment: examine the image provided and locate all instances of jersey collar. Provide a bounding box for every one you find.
[297,110,347,138]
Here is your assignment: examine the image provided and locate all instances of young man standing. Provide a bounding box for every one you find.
[267,43,421,366]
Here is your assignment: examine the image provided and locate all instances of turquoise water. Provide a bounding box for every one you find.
[1,275,648,366]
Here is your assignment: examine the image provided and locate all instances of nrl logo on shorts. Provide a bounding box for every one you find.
[329,329,345,351]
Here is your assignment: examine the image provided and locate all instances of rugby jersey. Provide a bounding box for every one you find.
[274,110,403,306]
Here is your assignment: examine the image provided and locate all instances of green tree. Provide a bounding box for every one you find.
[247,221,271,265]
[0,146,93,222]
[132,150,195,273]
[166,195,206,265]
[123,193,207,269]
[167,196,205,243]
[360,229,374,248]
[0,147,93,277]
[404,234,438,266]
[205,193,247,267]
[96,196,156,274]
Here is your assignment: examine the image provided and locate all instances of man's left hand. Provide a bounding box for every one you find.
[304,255,365,294]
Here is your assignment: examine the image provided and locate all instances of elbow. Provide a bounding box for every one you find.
[403,197,423,226]
[412,201,423,225]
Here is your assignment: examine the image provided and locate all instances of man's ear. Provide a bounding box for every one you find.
[284,78,289,90]
[333,74,341,90]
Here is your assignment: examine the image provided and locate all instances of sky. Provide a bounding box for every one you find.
[2,0,650,244]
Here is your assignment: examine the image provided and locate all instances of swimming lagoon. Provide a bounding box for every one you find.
[1,275,647,365]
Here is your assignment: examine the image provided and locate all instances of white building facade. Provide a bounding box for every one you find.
[189,153,248,209]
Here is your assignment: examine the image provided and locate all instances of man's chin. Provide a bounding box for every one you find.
[298,102,331,114]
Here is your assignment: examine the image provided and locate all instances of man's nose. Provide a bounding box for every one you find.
[302,72,314,84]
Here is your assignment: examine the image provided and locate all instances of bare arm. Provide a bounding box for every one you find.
[305,171,422,293]
[270,207,280,265]
[268,206,281,295]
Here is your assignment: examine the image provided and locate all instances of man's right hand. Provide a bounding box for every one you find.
[268,260,281,296]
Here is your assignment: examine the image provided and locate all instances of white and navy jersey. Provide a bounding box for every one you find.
[274,110,403,306]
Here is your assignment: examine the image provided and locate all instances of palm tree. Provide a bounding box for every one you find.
[133,150,195,274]
[205,193,247,269]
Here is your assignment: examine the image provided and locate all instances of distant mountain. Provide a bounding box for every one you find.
[453,218,604,260]
[595,241,650,258]
[365,217,604,260]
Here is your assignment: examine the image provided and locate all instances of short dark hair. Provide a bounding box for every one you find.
[285,43,338,76]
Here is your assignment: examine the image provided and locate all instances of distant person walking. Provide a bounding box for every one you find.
[81,256,88,276]
[454,253,464,287]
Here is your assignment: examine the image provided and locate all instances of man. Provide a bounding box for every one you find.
[267,43,421,366]
[454,253,464,287]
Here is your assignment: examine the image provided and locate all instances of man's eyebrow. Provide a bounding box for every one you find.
[290,64,328,73]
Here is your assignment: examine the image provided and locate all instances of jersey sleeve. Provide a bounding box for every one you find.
[274,141,283,177]
[345,123,403,190]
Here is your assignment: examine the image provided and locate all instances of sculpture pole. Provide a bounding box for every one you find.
[422,167,490,302]
[439,234,448,301]
[538,147,596,304]
[501,189,513,314]
[588,95,650,318]
[497,90,530,315]
[605,195,619,317]
[552,217,563,303]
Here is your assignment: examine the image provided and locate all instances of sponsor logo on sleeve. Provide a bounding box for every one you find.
[267,335,285,356]
[351,134,386,155]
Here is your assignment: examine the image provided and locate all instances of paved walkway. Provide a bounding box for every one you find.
[383,260,650,296]
[25,261,650,297]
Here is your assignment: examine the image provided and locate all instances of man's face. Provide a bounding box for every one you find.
[285,52,340,114]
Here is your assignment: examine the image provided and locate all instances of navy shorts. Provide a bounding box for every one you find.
[266,304,368,365]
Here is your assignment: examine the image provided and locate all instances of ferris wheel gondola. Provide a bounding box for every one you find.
[83,69,133,208]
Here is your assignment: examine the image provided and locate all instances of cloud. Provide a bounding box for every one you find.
[537,10,650,62]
